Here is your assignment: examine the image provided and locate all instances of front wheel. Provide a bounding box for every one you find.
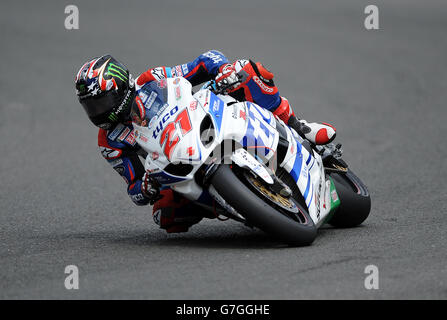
[210,165,317,246]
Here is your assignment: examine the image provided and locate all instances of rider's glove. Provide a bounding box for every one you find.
[215,63,240,93]
[142,172,162,205]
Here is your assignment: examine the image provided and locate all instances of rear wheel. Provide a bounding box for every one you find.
[327,169,371,227]
[210,165,317,246]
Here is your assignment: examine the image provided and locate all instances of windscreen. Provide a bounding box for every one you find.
[131,79,169,127]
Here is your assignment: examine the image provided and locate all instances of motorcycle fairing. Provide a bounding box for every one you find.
[278,121,333,226]
[133,77,335,226]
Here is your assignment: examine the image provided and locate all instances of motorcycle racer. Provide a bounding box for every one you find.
[75,50,336,233]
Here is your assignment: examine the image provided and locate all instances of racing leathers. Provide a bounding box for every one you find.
[98,50,336,233]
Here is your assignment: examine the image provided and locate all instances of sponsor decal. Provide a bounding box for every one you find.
[108,88,133,122]
[139,132,149,143]
[109,158,123,167]
[316,180,322,218]
[139,91,149,104]
[202,51,223,64]
[239,110,247,120]
[175,85,181,100]
[151,172,185,184]
[145,91,158,109]
[173,77,180,85]
[331,189,338,202]
[204,90,210,107]
[189,100,197,111]
[235,59,249,72]
[181,64,189,75]
[108,123,125,141]
[187,147,195,156]
[300,168,308,179]
[113,165,125,175]
[253,75,273,93]
[131,193,145,202]
[156,103,169,117]
[135,96,146,121]
[100,146,121,159]
[152,106,179,139]
[125,130,137,145]
[231,105,238,119]
[117,127,131,142]
[148,116,158,129]
[175,65,183,77]
[245,103,276,150]
[157,79,167,89]
[107,63,128,82]
[151,67,165,81]
[129,74,135,88]
[153,209,161,225]
[212,100,220,112]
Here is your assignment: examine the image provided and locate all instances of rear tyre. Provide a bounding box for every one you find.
[327,169,371,228]
[210,165,317,246]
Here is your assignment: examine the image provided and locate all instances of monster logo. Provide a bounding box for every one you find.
[106,63,128,82]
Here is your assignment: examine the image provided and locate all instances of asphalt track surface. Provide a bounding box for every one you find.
[1,0,446,299]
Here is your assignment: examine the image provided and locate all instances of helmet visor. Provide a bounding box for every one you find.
[79,91,121,118]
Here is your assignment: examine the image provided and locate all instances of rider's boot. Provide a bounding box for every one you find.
[152,189,216,233]
[272,97,336,145]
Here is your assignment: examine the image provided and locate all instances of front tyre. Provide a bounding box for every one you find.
[328,169,371,228]
[210,165,317,246]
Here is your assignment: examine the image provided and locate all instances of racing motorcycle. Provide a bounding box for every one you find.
[130,76,371,246]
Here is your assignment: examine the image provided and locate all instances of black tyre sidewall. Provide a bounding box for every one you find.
[328,170,371,228]
[210,165,317,246]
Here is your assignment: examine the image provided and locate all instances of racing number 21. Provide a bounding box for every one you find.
[160,108,192,160]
